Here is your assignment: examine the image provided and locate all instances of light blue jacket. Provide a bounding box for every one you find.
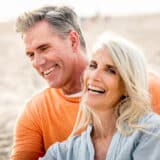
[40,113,160,160]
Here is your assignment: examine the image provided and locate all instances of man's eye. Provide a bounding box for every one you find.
[27,53,34,59]
[30,53,34,57]
[40,46,50,52]
[41,47,48,51]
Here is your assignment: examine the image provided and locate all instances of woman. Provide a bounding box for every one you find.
[40,32,160,160]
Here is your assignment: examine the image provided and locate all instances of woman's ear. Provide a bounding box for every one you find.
[120,90,128,100]
[121,95,127,100]
[69,31,79,53]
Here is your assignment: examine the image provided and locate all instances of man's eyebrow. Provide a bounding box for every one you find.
[25,44,50,56]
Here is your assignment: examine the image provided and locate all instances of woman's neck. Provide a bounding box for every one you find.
[91,110,116,160]
[92,109,116,138]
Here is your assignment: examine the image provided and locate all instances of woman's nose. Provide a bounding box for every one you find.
[90,69,102,82]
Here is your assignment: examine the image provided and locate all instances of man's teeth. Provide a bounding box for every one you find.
[88,85,105,94]
[43,67,54,75]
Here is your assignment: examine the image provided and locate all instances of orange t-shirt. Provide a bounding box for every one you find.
[149,72,160,114]
[11,72,160,160]
[11,88,80,160]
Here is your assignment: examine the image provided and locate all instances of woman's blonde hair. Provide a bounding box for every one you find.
[71,32,151,136]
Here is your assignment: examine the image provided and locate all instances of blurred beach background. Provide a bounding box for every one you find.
[0,0,160,159]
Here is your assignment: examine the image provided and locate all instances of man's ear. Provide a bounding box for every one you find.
[69,31,79,53]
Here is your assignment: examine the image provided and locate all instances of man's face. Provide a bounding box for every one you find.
[23,20,77,88]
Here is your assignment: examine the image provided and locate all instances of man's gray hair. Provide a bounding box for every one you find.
[16,5,86,50]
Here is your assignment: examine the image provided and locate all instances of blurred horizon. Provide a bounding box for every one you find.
[1,0,160,22]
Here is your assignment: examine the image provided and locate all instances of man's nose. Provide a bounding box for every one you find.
[32,54,46,67]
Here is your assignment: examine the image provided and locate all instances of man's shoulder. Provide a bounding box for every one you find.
[149,71,160,86]
[148,71,160,113]
[29,88,58,103]
[24,88,59,112]
[22,87,80,116]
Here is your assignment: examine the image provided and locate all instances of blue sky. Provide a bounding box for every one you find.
[1,0,160,22]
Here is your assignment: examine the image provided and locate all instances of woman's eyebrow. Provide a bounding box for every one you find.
[105,64,117,69]
[90,60,96,64]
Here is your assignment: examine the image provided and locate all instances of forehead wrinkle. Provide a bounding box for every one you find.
[93,50,115,68]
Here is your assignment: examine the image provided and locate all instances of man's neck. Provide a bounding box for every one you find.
[62,85,82,95]
[65,91,83,97]
[62,52,88,95]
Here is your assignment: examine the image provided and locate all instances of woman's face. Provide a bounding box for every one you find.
[83,47,125,111]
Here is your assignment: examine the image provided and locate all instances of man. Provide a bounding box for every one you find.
[11,6,88,160]
[11,5,160,160]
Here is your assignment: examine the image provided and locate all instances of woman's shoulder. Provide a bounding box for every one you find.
[140,112,160,124]
[40,140,69,160]
[47,127,90,154]
[139,112,160,135]
[42,128,91,160]
[68,125,92,145]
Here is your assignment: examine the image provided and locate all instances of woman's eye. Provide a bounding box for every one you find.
[107,67,116,74]
[89,64,96,69]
